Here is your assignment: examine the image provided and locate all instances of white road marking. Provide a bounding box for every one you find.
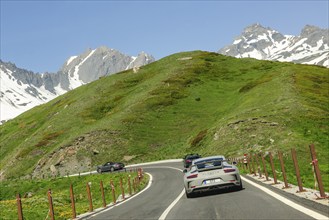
[143,165,183,172]
[140,165,186,220]
[84,172,153,219]
[154,166,185,220]
[79,162,328,220]
[85,165,185,220]
[126,159,183,168]
[241,176,328,220]
[158,188,185,220]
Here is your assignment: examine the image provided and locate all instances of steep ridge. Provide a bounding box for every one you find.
[0,46,154,123]
[218,24,328,67]
[0,51,327,184]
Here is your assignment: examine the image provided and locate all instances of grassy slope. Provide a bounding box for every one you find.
[0,51,328,188]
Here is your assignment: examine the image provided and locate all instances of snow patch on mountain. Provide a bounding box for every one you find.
[0,63,58,123]
[218,24,329,67]
[66,56,77,66]
[0,46,155,123]
[69,49,96,89]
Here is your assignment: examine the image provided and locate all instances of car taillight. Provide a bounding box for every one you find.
[224,168,236,173]
[186,159,191,163]
[187,174,198,179]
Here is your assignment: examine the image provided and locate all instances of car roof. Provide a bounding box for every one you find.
[192,155,225,164]
[186,154,201,158]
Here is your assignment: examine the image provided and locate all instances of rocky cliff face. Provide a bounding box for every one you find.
[218,24,328,67]
[0,46,155,123]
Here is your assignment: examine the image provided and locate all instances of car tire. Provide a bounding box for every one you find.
[186,190,193,198]
[97,168,102,173]
[110,167,115,172]
[237,180,243,191]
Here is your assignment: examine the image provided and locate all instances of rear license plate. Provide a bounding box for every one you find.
[204,179,221,184]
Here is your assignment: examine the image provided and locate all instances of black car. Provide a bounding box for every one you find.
[183,154,201,168]
[97,162,125,173]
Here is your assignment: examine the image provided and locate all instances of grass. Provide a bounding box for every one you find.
[0,51,328,191]
[0,171,147,220]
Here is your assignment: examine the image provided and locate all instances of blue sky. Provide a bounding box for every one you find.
[1,0,328,73]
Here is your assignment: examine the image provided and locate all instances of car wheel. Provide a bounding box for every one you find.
[185,190,193,198]
[97,168,102,173]
[237,181,243,191]
[110,167,115,172]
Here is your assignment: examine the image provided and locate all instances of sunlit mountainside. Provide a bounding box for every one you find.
[0,51,328,182]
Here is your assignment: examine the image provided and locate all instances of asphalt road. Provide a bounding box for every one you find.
[88,161,329,220]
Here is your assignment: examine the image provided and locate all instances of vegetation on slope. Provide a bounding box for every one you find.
[0,171,147,219]
[0,51,328,189]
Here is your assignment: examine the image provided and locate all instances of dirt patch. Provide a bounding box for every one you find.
[177,57,192,61]
[123,155,137,162]
[31,129,123,178]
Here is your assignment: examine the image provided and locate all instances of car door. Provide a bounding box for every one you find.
[104,162,112,172]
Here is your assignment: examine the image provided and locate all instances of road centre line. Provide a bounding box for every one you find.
[159,189,185,220]
[138,165,185,220]
[147,166,185,220]
[143,165,183,173]
[241,176,328,220]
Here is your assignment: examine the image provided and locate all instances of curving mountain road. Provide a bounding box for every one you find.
[87,161,328,220]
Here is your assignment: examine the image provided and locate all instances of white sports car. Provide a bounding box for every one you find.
[183,155,243,198]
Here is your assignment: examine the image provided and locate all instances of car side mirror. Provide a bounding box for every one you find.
[183,169,188,173]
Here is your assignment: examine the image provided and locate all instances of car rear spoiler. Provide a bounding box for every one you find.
[192,159,229,172]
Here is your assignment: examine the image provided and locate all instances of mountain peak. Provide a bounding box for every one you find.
[218,23,329,67]
[243,23,272,34]
[1,46,155,123]
[300,25,326,37]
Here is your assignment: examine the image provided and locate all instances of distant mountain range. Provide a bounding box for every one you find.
[1,24,328,123]
[218,24,328,67]
[0,47,154,123]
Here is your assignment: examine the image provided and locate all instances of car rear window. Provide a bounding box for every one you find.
[187,155,200,159]
[195,158,223,169]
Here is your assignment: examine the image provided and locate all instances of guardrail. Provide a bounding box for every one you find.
[15,168,144,220]
[230,144,328,199]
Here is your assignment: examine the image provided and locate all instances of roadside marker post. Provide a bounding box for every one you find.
[261,153,269,181]
[100,181,106,207]
[120,177,125,200]
[243,154,248,172]
[247,155,252,174]
[128,176,132,196]
[309,144,328,199]
[110,180,116,204]
[278,151,289,189]
[86,182,93,212]
[251,154,257,176]
[291,148,306,193]
[269,152,278,184]
[16,193,24,220]
[70,184,76,219]
[47,189,55,220]
[254,154,262,178]
[132,179,136,193]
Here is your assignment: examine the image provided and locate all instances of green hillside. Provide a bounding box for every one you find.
[0,51,328,187]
